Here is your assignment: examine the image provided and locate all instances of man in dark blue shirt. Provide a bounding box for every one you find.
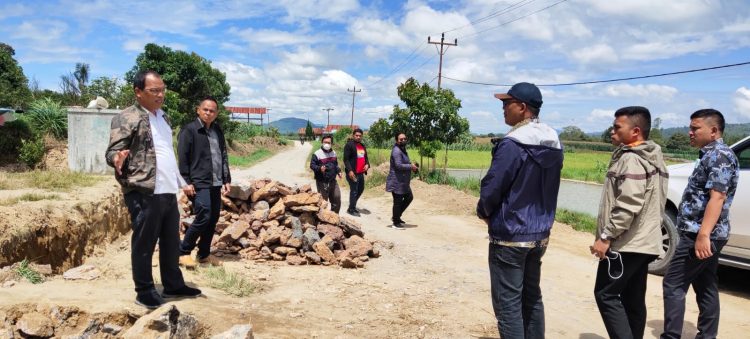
[661,109,739,339]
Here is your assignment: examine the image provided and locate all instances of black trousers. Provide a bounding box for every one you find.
[391,190,413,223]
[123,191,185,295]
[346,172,365,210]
[594,252,657,339]
[316,180,341,213]
[180,186,221,259]
[661,232,727,339]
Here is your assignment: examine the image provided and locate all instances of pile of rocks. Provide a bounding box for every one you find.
[179,179,379,268]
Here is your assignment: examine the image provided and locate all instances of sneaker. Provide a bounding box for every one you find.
[136,290,165,309]
[391,222,406,230]
[162,285,202,298]
[179,255,197,269]
[347,209,361,217]
[396,219,406,225]
[198,255,222,267]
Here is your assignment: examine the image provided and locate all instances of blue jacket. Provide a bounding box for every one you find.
[385,144,413,194]
[477,122,563,242]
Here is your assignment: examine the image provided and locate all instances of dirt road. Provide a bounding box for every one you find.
[2,142,750,338]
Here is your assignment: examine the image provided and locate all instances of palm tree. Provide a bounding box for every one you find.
[74,63,90,95]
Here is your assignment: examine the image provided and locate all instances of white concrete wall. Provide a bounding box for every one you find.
[67,108,120,174]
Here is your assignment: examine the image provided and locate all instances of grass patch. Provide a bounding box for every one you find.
[555,209,598,234]
[422,170,481,196]
[0,193,61,206]
[364,170,387,189]
[198,266,259,297]
[0,170,101,191]
[16,259,44,284]
[228,148,273,168]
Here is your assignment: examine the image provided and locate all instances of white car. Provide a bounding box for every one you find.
[649,135,750,275]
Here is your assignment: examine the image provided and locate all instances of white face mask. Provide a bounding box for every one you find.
[322,143,332,151]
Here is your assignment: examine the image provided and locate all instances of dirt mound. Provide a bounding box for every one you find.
[0,303,137,338]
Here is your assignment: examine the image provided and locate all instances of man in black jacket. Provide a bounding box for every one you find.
[343,128,369,216]
[310,134,342,213]
[177,97,231,268]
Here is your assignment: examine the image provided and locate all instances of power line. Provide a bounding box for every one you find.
[457,0,570,40]
[364,44,428,88]
[442,60,750,87]
[443,0,538,34]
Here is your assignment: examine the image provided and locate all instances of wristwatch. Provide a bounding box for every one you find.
[600,233,612,241]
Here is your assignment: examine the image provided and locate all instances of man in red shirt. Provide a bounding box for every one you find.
[343,128,370,216]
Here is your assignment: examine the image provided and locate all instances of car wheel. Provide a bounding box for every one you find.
[649,210,679,275]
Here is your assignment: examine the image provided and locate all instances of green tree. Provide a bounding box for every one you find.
[650,117,665,146]
[126,43,232,128]
[601,126,613,144]
[368,118,391,148]
[0,42,33,108]
[305,121,314,140]
[666,132,691,150]
[559,126,589,141]
[87,76,135,109]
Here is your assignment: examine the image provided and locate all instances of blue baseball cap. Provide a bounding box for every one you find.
[494,82,543,109]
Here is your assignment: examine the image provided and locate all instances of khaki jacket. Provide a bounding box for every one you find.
[596,140,668,255]
[105,103,165,194]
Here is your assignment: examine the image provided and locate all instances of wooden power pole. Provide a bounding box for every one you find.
[428,33,457,89]
[322,107,334,129]
[347,86,361,128]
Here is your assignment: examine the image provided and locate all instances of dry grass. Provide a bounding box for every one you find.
[0,193,61,206]
[198,266,261,297]
[0,170,101,191]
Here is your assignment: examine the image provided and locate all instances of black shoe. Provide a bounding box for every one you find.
[347,209,361,217]
[162,285,202,298]
[396,219,406,225]
[136,290,165,309]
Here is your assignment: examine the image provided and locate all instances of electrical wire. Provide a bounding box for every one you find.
[442,60,750,87]
[443,0,538,34]
[458,0,570,40]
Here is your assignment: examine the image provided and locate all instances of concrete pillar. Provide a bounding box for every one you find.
[67,108,120,174]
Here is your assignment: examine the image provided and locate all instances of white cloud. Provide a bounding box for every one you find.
[402,5,472,39]
[622,35,718,61]
[0,3,30,20]
[278,0,359,23]
[215,61,265,85]
[11,20,86,63]
[230,27,319,46]
[603,84,678,100]
[349,18,412,48]
[282,46,332,67]
[582,0,714,23]
[471,111,494,118]
[570,44,618,64]
[587,108,615,122]
[734,87,750,118]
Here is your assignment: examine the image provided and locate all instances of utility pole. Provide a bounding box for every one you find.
[428,32,457,89]
[347,86,361,128]
[265,108,272,127]
[322,107,334,129]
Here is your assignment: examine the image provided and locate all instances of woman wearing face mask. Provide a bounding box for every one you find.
[310,134,342,213]
[385,133,419,229]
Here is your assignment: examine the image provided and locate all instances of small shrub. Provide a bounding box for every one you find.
[16,259,44,284]
[0,119,33,160]
[26,97,68,139]
[18,138,45,168]
[199,266,258,297]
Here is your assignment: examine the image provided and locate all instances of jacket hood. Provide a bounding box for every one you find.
[612,140,666,171]
[505,121,563,169]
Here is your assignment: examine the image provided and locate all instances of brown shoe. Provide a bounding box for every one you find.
[198,255,222,267]
[179,255,197,269]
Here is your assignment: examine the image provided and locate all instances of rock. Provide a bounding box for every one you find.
[250,209,269,222]
[260,247,273,259]
[312,241,336,263]
[264,228,281,245]
[271,253,284,261]
[358,255,369,262]
[251,181,278,202]
[300,184,312,193]
[286,237,303,249]
[290,205,319,213]
[16,312,54,337]
[276,184,294,196]
[304,251,321,265]
[343,235,373,258]
[252,201,270,211]
[221,195,239,212]
[63,264,101,281]
[238,237,252,248]
[262,219,279,228]
[290,217,304,238]
[123,305,199,339]
[219,221,249,243]
[302,228,321,251]
[102,323,123,335]
[2,281,16,288]
[273,246,297,256]
[339,257,358,269]
[267,200,285,220]
[339,216,364,237]
[180,216,195,229]
[286,255,307,265]
[316,223,345,242]
[317,209,340,225]
[211,324,254,339]
[370,245,381,258]
[283,192,321,207]
[74,319,102,338]
[250,220,263,232]
[319,235,335,250]
[227,182,253,200]
[31,264,53,276]
[214,221,231,234]
[298,212,316,226]
[319,199,329,210]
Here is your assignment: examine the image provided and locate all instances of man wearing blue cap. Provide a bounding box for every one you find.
[477,82,563,338]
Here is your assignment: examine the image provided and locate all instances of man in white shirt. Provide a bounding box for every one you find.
[106,70,201,309]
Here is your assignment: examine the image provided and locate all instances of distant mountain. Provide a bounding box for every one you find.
[268,117,323,134]
[660,123,750,139]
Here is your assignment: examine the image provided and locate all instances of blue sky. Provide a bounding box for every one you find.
[2,0,750,133]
